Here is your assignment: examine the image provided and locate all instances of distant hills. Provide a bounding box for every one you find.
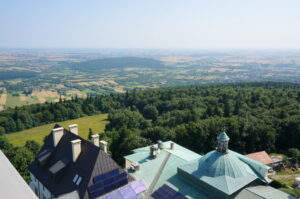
[72,57,165,71]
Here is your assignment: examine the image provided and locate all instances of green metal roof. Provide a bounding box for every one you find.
[178,149,271,196]
[178,150,258,195]
[125,141,200,162]
[236,186,298,199]
[125,141,209,198]
[124,141,287,199]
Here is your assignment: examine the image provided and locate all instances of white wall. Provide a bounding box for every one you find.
[29,173,52,199]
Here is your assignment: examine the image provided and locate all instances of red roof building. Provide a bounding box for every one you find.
[246,151,273,166]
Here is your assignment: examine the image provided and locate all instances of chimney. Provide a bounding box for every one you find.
[150,145,158,158]
[69,124,78,135]
[91,134,99,147]
[100,140,108,153]
[71,139,81,162]
[170,142,174,150]
[158,140,164,149]
[52,127,64,147]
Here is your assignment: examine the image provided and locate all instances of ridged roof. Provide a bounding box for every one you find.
[196,150,254,178]
[179,150,259,195]
[178,131,270,196]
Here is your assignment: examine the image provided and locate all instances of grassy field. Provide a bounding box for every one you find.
[270,170,300,187]
[5,114,108,147]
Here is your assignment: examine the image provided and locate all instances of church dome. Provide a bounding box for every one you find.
[196,150,254,178]
[178,131,269,195]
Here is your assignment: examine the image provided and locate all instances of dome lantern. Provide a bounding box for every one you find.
[216,130,230,154]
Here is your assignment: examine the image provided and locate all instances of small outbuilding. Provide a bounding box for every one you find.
[295,177,300,188]
[246,151,273,166]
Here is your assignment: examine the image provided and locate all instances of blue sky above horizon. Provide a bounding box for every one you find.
[0,0,300,49]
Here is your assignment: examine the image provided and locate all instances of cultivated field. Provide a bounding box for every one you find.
[5,114,108,147]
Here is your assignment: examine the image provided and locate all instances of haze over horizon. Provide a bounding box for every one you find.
[1,0,300,49]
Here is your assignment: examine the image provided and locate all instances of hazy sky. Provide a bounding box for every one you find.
[1,0,300,49]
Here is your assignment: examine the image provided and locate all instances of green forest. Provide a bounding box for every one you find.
[1,82,300,180]
[71,57,164,72]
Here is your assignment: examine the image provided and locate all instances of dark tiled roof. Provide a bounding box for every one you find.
[28,125,129,199]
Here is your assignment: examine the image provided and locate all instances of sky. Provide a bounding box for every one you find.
[0,0,300,49]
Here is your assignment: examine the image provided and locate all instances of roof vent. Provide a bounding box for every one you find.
[130,162,140,172]
[150,145,158,158]
[158,140,164,149]
[69,124,78,135]
[170,142,174,150]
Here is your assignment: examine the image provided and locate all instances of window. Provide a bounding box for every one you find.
[73,174,82,185]
[73,174,79,183]
[76,176,82,185]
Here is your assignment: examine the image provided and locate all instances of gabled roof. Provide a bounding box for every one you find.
[29,125,130,199]
[0,150,37,199]
[246,151,273,165]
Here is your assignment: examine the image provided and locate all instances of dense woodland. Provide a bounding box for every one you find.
[72,57,164,72]
[0,70,38,80]
[1,82,300,178]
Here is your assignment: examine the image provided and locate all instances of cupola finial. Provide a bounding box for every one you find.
[216,129,230,154]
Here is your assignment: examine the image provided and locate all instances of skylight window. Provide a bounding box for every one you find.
[73,174,79,183]
[76,176,82,185]
[73,174,82,185]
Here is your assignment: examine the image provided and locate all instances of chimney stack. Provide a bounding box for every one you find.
[150,145,158,158]
[99,140,108,153]
[91,134,99,147]
[52,127,64,147]
[69,124,78,135]
[158,140,164,149]
[71,139,81,162]
[170,142,174,150]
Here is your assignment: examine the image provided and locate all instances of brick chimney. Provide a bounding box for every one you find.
[52,127,64,147]
[69,124,78,135]
[71,139,81,162]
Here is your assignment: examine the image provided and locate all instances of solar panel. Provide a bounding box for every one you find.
[94,168,119,184]
[98,181,146,199]
[151,184,187,199]
[88,171,129,199]
[130,181,146,194]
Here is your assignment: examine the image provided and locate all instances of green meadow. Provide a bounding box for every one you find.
[5,114,108,147]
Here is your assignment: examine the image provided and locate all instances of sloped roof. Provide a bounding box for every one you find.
[236,185,298,199]
[246,151,273,165]
[0,150,37,199]
[125,141,210,199]
[29,125,130,199]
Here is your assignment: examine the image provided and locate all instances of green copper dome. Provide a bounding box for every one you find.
[217,131,230,142]
[195,150,254,178]
[178,150,258,195]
